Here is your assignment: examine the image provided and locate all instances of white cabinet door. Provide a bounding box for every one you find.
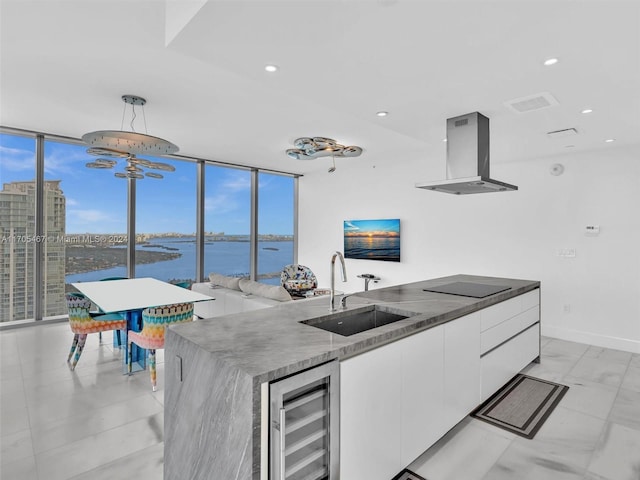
[400,324,445,466]
[340,340,403,480]
[480,323,540,401]
[444,312,481,427]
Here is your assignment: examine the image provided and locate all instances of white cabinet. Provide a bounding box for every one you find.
[400,325,446,466]
[340,337,404,480]
[341,316,481,476]
[444,311,481,427]
[480,323,540,401]
[340,288,540,479]
[479,289,540,402]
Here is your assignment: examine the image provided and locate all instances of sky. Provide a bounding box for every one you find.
[0,133,294,235]
[344,219,400,237]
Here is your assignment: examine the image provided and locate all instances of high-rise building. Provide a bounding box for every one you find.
[0,180,66,322]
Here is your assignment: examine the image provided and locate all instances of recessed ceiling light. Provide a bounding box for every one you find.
[443,138,447,142]
[581,108,593,114]
[376,111,388,117]
[543,58,558,66]
[265,64,279,73]
[605,138,615,143]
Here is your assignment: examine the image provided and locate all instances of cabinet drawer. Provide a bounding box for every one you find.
[480,306,539,355]
[480,323,540,402]
[480,289,539,332]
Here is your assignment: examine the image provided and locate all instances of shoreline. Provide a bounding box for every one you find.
[66,245,181,276]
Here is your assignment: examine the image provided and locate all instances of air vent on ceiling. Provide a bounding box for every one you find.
[504,92,559,114]
[547,128,578,139]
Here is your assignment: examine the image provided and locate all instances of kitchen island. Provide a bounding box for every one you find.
[164,274,540,480]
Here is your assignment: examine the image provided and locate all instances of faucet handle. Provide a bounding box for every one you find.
[340,293,354,309]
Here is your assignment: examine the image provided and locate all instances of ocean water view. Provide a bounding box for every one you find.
[65,236,294,286]
[344,236,400,262]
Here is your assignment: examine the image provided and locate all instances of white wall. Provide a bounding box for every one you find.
[298,145,640,353]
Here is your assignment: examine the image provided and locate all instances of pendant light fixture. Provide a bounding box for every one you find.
[82,95,179,179]
[286,137,362,160]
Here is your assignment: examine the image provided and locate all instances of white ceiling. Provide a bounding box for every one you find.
[1,0,639,176]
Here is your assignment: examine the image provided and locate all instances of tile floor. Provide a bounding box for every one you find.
[1,324,639,480]
[409,337,640,480]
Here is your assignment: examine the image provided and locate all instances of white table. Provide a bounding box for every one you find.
[72,278,212,372]
[72,277,213,313]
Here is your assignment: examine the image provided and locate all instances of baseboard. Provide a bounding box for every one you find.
[542,325,640,354]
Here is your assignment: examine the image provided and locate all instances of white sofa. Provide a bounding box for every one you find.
[191,273,293,319]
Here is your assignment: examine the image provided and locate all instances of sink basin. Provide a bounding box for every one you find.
[301,305,415,336]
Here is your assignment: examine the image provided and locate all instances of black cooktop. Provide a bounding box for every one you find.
[423,282,511,298]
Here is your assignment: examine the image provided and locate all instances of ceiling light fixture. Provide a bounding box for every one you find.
[265,64,279,72]
[82,95,178,179]
[605,138,615,143]
[286,137,363,167]
[581,108,593,114]
[376,111,388,117]
[543,58,558,66]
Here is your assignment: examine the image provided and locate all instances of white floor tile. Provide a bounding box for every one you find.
[582,346,632,367]
[0,454,38,480]
[35,412,163,480]
[30,393,163,454]
[620,365,640,394]
[608,388,640,432]
[587,422,640,480]
[481,440,586,480]
[543,339,590,358]
[68,442,164,480]
[409,417,513,480]
[1,427,34,463]
[568,356,629,388]
[510,406,606,472]
[0,403,30,438]
[560,376,619,420]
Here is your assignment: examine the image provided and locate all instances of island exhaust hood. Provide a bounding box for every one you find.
[416,112,518,195]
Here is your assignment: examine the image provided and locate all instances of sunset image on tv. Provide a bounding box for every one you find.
[343,219,400,262]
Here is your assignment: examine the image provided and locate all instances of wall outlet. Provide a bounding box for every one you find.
[563,304,571,314]
[557,248,576,258]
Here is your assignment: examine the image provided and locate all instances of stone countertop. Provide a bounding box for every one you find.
[168,274,539,384]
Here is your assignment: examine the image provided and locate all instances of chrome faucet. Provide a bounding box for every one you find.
[340,293,355,309]
[329,251,347,312]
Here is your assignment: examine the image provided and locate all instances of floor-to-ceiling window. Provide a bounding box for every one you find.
[203,164,252,278]
[257,172,294,285]
[135,156,197,284]
[43,139,127,315]
[0,133,36,322]
[0,128,298,324]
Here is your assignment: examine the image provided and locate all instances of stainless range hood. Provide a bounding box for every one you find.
[416,112,518,195]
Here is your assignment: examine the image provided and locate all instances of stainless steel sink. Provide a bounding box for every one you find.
[301,305,415,336]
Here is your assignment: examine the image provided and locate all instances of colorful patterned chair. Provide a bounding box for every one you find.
[127,302,194,391]
[66,293,127,371]
[280,264,318,295]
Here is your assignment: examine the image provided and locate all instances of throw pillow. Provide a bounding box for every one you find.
[208,272,242,291]
[238,279,292,302]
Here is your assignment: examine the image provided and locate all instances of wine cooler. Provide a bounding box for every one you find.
[270,360,339,480]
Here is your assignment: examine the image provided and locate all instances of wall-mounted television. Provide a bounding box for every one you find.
[343,219,400,262]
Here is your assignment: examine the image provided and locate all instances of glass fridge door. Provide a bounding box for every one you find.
[270,360,339,480]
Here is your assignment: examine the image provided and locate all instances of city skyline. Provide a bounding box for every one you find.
[0,133,294,235]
